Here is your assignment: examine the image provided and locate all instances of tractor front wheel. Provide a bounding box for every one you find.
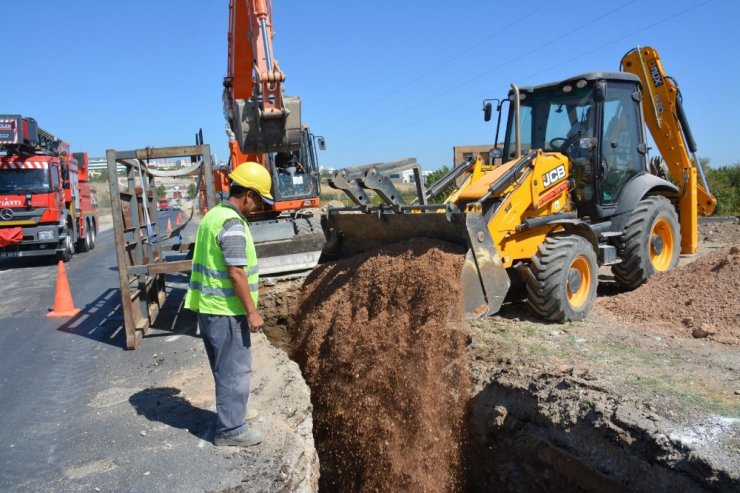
[526,235,598,322]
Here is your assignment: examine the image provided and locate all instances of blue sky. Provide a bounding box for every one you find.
[2,0,738,171]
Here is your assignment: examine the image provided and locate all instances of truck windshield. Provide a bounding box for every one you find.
[0,168,52,193]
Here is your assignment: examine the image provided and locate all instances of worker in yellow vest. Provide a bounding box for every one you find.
[185,162,271,447]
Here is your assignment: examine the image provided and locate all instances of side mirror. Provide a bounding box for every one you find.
[489,148,503,159]
[483,102,492,122]
[317,137,326,150]
[60,166,69,181]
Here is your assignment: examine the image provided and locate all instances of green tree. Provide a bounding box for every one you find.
[156,184,166,198]
[705,161,740,216]
[187,182,197,199]
[89,168,109,183]
[424,166,456,201]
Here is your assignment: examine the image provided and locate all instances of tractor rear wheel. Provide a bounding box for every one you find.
[526,235,598,322]
[612,195,680,289]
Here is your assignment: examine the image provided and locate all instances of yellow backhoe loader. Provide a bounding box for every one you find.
[321,46,716,322]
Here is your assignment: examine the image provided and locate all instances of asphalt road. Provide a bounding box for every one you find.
[0,212,251,492]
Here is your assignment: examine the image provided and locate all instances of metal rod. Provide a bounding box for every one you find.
[260,18,273,72]
[421,156,476,201]
[511,84,521,158]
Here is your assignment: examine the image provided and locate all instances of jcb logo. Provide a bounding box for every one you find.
[542,164,566,188]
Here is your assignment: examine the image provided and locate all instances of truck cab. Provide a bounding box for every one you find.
[0,115,98,261]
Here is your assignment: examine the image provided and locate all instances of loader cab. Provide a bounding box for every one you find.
[501,72,648,219]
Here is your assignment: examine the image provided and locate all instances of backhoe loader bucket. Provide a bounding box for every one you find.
[321,209,510,319]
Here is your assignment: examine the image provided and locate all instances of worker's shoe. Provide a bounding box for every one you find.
[214,428,264,447]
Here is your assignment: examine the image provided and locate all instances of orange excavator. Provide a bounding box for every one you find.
[220,0,325,275]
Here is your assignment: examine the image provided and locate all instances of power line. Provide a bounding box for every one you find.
[330,0,636,145]
[324,0,555,130]
[330,0,712,156]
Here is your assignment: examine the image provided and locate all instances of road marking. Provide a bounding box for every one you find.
[165,335,182,342]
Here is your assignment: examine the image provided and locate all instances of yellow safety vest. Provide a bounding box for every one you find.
[184,203,259,315]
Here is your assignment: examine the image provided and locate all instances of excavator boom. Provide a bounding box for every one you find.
[221,0,323,276]
[225,0,302,164]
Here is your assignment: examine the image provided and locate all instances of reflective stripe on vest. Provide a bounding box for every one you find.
[184,203,259,315]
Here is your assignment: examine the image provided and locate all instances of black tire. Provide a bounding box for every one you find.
[89,220,97,250]
[526,235,598,322]
[76,220,91,253]
[611,195,680,289]
[57,235,74,263]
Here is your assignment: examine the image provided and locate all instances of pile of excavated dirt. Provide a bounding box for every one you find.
[291,239,470,492]
[601,244,740,345]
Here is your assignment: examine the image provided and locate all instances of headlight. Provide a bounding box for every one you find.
[38,230,55,241]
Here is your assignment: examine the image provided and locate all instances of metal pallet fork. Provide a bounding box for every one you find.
[107,144,216,349]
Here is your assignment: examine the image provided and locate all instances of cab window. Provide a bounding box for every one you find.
[600,82,644,203]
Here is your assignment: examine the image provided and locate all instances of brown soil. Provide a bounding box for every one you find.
[601,244,740,345]
[291,238,470,492]
[282,219,740,492]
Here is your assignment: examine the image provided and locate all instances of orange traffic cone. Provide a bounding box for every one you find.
[48,261,81,318]
[175,213,181,225]
[166,217,172,233]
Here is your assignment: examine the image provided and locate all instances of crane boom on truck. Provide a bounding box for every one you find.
[321,46,715,322]
[221,0,326,276]
[0,115,97,261]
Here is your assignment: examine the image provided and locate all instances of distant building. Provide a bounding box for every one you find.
[453,145,496,166]
[401,169,433,184]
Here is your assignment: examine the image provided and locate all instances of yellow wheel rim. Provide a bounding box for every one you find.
[650,218,674,271]
[567,256,591,308]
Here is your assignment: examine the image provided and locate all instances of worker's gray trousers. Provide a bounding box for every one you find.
[198,313,252,437]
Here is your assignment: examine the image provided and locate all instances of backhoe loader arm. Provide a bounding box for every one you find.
[621,46,716,253]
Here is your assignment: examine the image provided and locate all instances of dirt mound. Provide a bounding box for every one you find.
[601,244,740,345]
[292,238,470,492]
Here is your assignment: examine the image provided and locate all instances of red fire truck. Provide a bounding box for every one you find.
[0,115,98,261]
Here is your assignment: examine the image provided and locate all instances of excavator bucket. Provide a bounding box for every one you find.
[321,209,510,319]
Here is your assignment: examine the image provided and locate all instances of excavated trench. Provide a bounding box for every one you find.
[259,239,739,492]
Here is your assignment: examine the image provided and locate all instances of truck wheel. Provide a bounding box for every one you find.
[612,195,680,289]
[57,235,74,263]
[526,235,598,322]
[89,220,97,250]
[76,221,92,253]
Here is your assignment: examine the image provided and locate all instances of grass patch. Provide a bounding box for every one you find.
[631,375,740,417]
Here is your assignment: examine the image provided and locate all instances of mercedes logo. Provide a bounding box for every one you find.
[0,208,13,221]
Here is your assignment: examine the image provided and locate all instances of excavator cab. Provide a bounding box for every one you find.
[268,128,322,203]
